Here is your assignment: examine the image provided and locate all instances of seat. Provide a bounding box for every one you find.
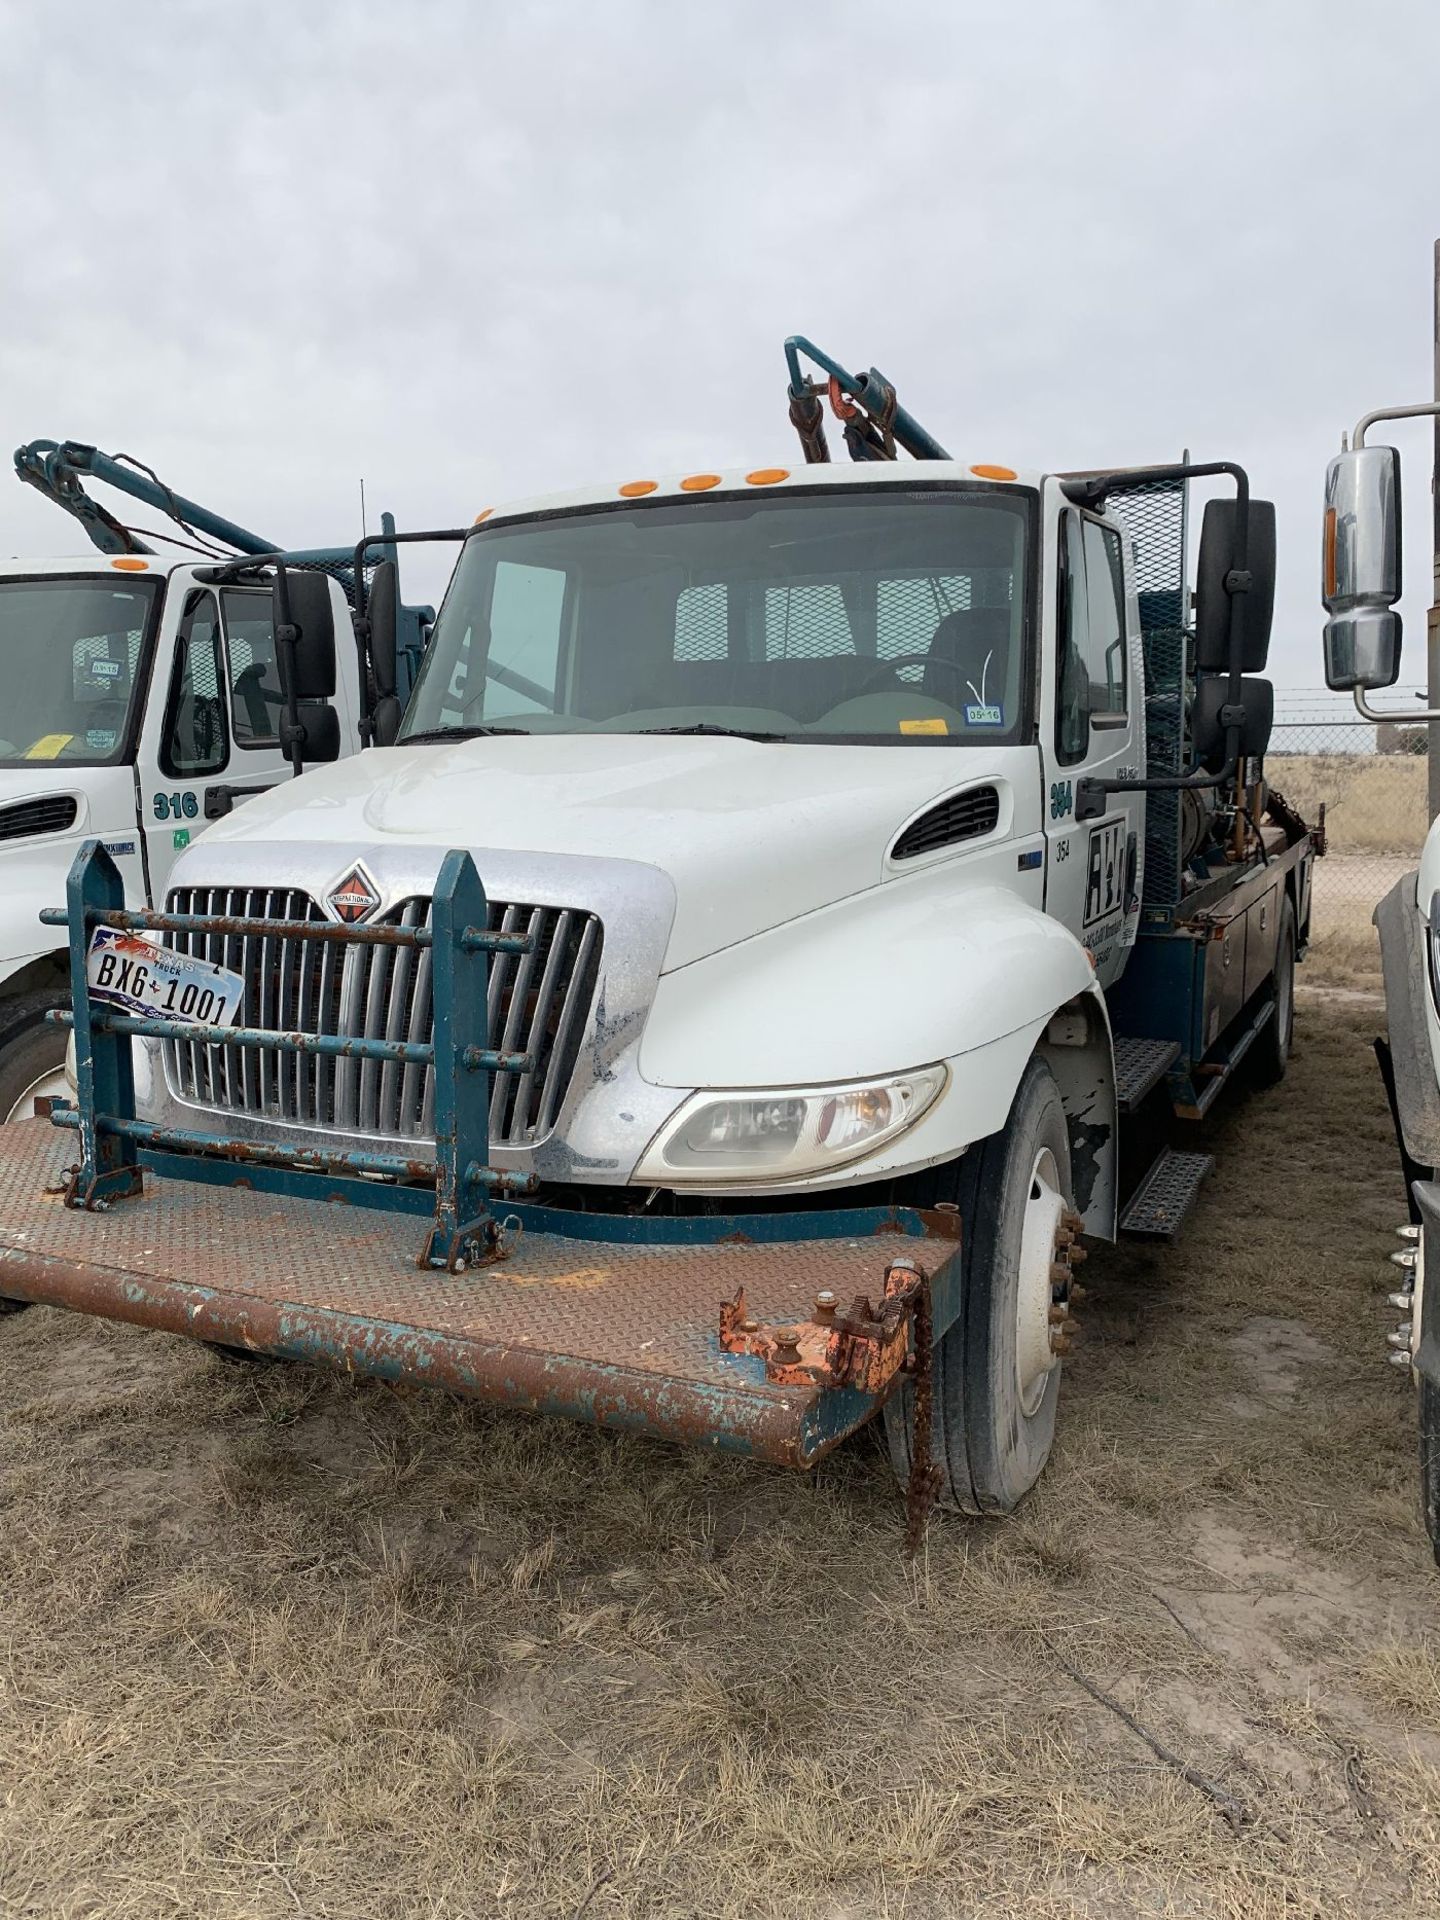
[923,606,1010,708]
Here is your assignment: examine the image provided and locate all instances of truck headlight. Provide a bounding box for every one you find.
[636,1068,945,1183]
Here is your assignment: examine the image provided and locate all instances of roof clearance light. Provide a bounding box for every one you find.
[746,468,789,486]
[473,507,493,525]
[679,473,722,492]
[110,556,149,571]
[619,480,658,498]
[970,464,1017,482]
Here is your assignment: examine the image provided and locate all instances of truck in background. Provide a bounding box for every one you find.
[1320,402,1440,1566]
[0,340,1314,1543]
[0,441,435,1121]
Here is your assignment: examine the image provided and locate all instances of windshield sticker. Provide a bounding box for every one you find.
[86,728,117,751]
[89,659,122,679]
[964,703,1004,726]
[24,733,74,760]
[900,717,949,736]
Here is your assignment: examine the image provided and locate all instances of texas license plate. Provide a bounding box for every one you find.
[86,925,244,1029]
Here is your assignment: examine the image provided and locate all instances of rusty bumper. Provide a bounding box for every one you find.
[0,1122,958,1469]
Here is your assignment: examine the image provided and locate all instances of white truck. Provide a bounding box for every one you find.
[0,441,431,1123]
[0,342,1314,1540]
[1320,404,1440,1564]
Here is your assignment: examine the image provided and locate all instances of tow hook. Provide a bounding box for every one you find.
[1049,1207,1088,1356]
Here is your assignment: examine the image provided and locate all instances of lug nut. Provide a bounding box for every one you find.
[1050,1332,1073,1356]
[1069,1282,1088,1306]
[1068,1245,1089,1265]
[1388,1288,1415,1310]
[1396,1223,1421,1242]
[1389,1350,1414,1368]
[1048,1303,1069,1325]
[1050,1261,1071,1285]
[1391,1248,1419,1270]
[1387,1324,1413,1349]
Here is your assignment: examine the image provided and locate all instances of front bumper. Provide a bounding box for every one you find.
[0,1120,959,1468]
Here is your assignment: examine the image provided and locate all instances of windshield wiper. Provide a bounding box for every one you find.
[633,723,787,741]
[399,725,533,746]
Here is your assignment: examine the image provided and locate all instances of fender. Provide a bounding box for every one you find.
[1376,874,1440,1171]
[639,880,1117,1216]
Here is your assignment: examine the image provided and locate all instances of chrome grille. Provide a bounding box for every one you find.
[163,886,602,1146]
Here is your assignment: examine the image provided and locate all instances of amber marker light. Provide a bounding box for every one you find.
[746,468,789,486]
[110,556,149,571]
[970,464,1017,481]
[1323,507,1338,600]
[619,480,658,497]
[679,473,722,491]
[473,507,493,525]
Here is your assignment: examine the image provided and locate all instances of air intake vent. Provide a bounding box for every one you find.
[0,795,79,843]
[892,785,1000,860]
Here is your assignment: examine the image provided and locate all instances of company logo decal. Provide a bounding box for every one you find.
[325,863,381,924]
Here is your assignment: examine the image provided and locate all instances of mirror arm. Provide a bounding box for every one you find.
[1353,687,1440,723]
[349,525,473,740]
[1352,400,1440,449]
[272,563,305,779]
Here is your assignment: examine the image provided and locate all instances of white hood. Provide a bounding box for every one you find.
[195,734,1034,969]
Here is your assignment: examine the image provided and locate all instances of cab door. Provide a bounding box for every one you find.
[136,586,298,901]
[1040,506,1144,987]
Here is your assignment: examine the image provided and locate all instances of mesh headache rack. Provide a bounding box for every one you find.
[40,840,538,1270]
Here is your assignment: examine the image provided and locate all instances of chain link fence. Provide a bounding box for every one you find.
[1268,686,1430,983]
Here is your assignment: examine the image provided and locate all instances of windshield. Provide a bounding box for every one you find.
[0,577,160,768]
[401,488,1033,745]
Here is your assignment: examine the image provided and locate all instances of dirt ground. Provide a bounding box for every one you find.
[3,993,1440,1919]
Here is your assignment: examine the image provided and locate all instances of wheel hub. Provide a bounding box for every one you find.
[1014,1148,1086,1416]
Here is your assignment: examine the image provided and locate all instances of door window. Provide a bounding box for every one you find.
[221,590,284,747]
[1055,513,1128,766]
[161,592,228,778]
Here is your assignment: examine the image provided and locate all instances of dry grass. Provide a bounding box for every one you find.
[4,1000,1440,1916]
[1268,753,1428,856]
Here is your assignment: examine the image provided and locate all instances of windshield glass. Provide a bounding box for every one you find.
[0,577,159,767]
[401,488,1033,744]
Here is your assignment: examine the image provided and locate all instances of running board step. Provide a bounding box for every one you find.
[1113,1036,1181,1113]
[1119,1148,1214,1242]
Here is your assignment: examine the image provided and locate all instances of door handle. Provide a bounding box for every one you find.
[204,783,276,820]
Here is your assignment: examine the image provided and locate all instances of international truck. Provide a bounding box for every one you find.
[1320,399,1440,1565]
[0,441,432,1123]
[0,340,1314,1543]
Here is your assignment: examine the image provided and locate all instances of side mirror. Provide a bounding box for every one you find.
[1322,444,1402,689]
[1194,497,1276,673]
[296,700,341,763]
[365,559,399,698]
[1192,673,1274,772]
[273,568,337,702]
[1324,607,1402,692]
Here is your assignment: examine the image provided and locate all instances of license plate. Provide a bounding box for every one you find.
[86,925,244,1029]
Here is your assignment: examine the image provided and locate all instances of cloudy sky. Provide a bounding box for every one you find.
[3,0,1440,691]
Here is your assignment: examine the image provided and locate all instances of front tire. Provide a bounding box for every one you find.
[884,1057,1075,1516]
[0,992,70,1125]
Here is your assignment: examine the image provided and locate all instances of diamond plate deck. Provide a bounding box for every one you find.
[0,1121,950,1468]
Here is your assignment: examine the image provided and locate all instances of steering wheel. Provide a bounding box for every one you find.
[855,652,977,699]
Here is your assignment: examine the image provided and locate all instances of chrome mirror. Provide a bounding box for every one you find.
[1323,607,1402,692]
[1323,445,1401,615]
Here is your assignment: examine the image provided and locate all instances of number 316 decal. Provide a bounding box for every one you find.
[153,790,199,821]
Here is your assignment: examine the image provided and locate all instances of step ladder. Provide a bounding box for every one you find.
[1118,1149,1214,1242]
[1113,1036,1180,1113]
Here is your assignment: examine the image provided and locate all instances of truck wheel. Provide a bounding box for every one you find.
[1422,1378,1440,1570]
[1251,895,1296,1087]
[884,1057,1073,1516]
[0,992,69,1125]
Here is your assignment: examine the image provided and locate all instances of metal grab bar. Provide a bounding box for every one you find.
[46,1008,532,1076]
[38,904,535,956]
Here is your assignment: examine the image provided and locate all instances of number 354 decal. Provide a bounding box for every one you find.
[1049,780,1073,820]
[153,790,199,821]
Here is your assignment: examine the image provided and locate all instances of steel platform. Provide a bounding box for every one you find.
[0,1121,952,1469]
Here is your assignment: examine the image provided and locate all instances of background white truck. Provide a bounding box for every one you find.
[0,441,434,1122]
[0,340,1315,1541]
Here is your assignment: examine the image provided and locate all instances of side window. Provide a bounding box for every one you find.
[1055,513,1090,765]
[1081,521,1127,718]
[221,590,283,747]
[487,561,565,713]
[161,592,228,778]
